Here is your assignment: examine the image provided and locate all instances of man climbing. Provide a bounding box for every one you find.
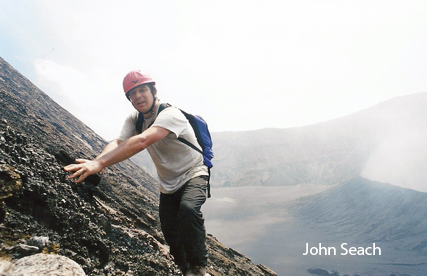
[64,70,209,276]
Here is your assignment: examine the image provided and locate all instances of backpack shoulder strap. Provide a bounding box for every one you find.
[177,136,203,154]
[176,109,204,154]
[135,112,144,134]
[158,102,171,113]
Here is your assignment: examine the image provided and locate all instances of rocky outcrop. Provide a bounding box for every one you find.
[0,164,21,203]
[0,56,277,275]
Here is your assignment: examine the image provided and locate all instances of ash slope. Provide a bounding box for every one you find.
[0,56,276,276]
[292,177,427,249]
[290,177,427,275]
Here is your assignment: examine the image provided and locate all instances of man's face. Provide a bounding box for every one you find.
[128,84,155,113]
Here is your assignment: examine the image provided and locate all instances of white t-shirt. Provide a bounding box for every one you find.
[117,103,208,194]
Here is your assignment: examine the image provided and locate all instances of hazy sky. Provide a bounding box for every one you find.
[1,0,427,141]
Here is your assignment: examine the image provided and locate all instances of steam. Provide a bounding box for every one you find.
[361,124,427,193]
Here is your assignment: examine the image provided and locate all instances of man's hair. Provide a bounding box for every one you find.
[126,83,157,101]
[147,83,157,95]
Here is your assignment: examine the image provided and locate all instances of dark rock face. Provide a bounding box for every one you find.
[0,87,176,275]
[0,163,21,202]
[0,56,277,275]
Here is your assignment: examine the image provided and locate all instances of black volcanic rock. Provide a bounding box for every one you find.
[0,56,277,275]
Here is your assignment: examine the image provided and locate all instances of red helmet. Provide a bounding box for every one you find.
[123,70,156,96]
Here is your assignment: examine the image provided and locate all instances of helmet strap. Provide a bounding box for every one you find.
[141,92,157,115]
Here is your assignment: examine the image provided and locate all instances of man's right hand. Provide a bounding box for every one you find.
[64,159,104,183]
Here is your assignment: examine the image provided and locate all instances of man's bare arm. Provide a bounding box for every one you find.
[96,139,122,160]
[64,126,170,183]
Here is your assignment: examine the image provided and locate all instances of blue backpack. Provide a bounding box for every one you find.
[135,103,213,197]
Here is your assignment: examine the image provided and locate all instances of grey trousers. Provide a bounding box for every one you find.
[159,176,208,269]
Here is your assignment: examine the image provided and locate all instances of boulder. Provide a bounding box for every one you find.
[0,253,86,276]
